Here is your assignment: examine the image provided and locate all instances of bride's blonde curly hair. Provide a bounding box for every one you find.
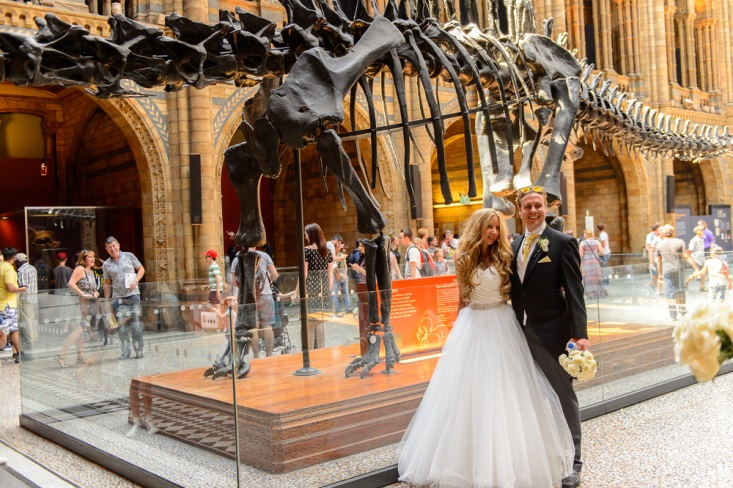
[455,208,513,304]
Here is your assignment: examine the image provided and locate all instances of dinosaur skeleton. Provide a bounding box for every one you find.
[2,0,731,379]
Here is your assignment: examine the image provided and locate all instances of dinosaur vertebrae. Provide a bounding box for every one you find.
[577,66,733,162]
[0,0,731,193]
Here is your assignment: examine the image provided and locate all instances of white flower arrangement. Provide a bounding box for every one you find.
[537,236,550,252]
[559,349,597,380]
[673,302,733,382]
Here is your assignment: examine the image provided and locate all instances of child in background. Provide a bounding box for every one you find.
[433,249,448,276]
[693,245,732,302]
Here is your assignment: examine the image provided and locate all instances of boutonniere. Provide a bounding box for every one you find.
[537,237,550,252]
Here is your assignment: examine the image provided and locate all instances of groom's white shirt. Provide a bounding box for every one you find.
[517,222,546,284]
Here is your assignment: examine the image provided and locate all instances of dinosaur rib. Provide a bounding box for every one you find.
[405,29,453,204]
[415,29,475,197]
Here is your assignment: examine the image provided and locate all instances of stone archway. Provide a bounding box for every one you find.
[97,96,174,282]
[572,140,650,255]
[697,157,727,206]
[429,117,484,239]
[611,142,650,254]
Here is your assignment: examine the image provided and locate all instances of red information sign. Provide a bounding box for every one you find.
[357,275,460,358]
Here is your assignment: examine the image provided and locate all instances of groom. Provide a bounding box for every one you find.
[509,186,590,488]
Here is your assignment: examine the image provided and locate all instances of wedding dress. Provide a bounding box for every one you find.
[398,267,574,488]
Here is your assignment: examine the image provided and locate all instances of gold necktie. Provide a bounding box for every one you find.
[522,234,540,261]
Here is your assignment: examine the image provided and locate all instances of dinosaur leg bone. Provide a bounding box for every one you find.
[535,77,580,207]
[316,130,387,234]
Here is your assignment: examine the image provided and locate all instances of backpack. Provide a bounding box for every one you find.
[408,245,434,277]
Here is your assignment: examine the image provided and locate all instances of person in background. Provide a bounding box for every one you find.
[579,229,605,299]
[349,241,367,283]
[697,220,715,257]
[53,252,72,295]
[433,249,447,276]
[230,247,241,299]
[347,240,363,283]
[327,235,350,318]
[596,224,611,267]
[16,252,38,349]
[646,223,662,293]
[103,236,145,360]
[400,229,422,279]
[61,250,99,367]
[655,225,687,321]
[692,245,732,303]
[441,229,459,255]
[684,226,706,291]
[442,229,459,274]
[205,250,223,306]
[417,228,436,269]
[225,246,238,289]
[247,247,278,357]
[417,228,430,250]
[296,223,333,349]
[427,236,438,257]
[91,257,111,344]
[390,236,401,267]
[1,248,27,363]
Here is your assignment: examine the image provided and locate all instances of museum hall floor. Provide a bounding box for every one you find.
[1,352,731,487]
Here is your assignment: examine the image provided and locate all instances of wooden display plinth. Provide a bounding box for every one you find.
[129,345,438,473]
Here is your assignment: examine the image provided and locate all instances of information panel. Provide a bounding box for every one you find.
[357,275,460,358]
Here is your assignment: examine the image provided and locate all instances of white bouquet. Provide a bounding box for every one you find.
[559,349,597,380]
[673,302,733,382]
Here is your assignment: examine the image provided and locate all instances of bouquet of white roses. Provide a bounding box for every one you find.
[559,349,597,380]
[673,302,733,382]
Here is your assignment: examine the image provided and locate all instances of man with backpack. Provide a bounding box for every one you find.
[400,229,434,278]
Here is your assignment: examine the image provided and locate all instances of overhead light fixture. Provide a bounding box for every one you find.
[41,161,48,176]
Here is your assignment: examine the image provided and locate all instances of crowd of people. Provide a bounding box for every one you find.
[0,237,145,365]
[644,219,731,320]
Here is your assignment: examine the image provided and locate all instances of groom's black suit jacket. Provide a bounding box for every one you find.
[510,226,588,358]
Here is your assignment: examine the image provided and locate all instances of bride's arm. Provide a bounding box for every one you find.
[457,280,467,312]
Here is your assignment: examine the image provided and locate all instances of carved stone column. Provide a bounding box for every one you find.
[615,0,627,74]
[721,0,733,110]
[695,18,720,91]
[639,0,670,106]
[185,0,220,279]
[629,0,642,74]
[595,0,614,70]
[566,0,586,61]
[694,21,707,90]
[664,4,677,83]
[676,12,698,89]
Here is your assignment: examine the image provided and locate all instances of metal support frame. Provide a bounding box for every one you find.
[292,147,321,376]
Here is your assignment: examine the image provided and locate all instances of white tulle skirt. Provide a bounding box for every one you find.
[397,304,574,488]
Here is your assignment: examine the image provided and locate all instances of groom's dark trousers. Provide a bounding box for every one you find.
[510,226,587,471]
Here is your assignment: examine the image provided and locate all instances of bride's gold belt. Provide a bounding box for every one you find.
[467,301,507,310]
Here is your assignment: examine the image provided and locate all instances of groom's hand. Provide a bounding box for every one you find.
[570,338,591,351]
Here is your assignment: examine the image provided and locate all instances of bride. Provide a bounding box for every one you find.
[398,208,574,488]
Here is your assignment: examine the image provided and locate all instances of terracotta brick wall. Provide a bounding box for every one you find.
[69,109,141,209]
[674,159,705,215]
[573,148,627,254]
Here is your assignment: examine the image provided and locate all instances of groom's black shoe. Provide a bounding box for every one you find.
[562,471,581,488]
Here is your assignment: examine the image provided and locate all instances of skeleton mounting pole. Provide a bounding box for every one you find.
[292,147,320,376]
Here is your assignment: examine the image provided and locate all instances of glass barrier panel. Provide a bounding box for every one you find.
[18,281,240,488]
[15,252,721,486]
[578,251,722,405]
